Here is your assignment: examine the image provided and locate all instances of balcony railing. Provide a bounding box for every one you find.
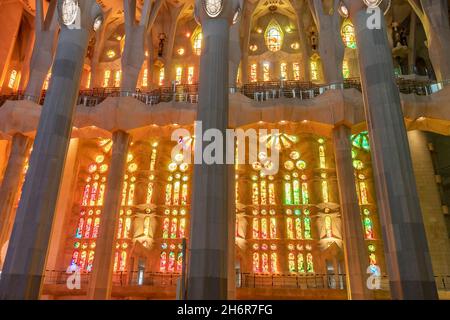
[40,269,450,292]
[1,79,449,109]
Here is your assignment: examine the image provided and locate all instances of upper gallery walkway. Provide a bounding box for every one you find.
[0,78,448,108]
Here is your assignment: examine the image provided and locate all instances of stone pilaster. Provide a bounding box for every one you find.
[332,125,371,300]
[407,130,450,278]
[87,130,130,300]
[346,1,437,299]
[187,0,241,300]
[0,134,31,268]
[0,0,102,300]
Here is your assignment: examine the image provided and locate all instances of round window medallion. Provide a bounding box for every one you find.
[59,0,79,26]
[204,0,223,18]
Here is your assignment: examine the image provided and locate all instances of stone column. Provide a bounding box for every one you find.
[332,125,371,300]
[187,0,241,300]
[87,130,130,300]
[407,130,450,278]
[0,134,31,268]
[308,0,344,84]
[229,18,241,90]
[345,1,437,299]
[407,0,450,81]
[162,3,185,86]
[121,0,163,94]
[227,165,236,299]
[24,0,58,102]
[293,0,311,82]
[0,1,102,300]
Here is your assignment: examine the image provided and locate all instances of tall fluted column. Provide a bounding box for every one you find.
[0,1,103,300]
[333,125,371,300]
[0,134,31,268]
[187,0,241,300]
[229,17,241,90]
[345,1,437,299]
[88,130,130,300]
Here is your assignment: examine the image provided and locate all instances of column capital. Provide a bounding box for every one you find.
[56,0,103,32]
[194,0,242,26]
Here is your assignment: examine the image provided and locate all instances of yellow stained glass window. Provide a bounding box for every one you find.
[341,19,357,49]
[265,20,283,52]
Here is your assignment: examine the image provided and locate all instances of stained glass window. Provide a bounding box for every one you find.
[70,139,111,272]
[341,19,357,49]
[280,62,288,80]
[265,20,283,52]
[351,131,370,151]
[306,253,314,273]
[103,70,111,87]
[293,63,300,81]
[8,70,17,89]
[298,254,305,273]
[175,67,183,84]
[250,64,257,82]
[188,66,195,84]
[141,68,148,87]
[159,68,165,86]
[114,70,121,87]
[288,253,296,272]
[193,31,203,56]
[310,60,319,81]
[253,252,260,273]
[263,62,270,82]
[364,217,374,239]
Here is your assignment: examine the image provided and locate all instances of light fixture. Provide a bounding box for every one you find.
[186,32,191,38]
[106,50,116,58]
[249,44,258,52]
[337,1,349,18]
[177,48,185,56]
[291,42,300,50]
[256,27,263,34]
[116,35,122,41]
[285,26,292,33]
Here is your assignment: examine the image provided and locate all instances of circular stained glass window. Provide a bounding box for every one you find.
[60,0,79,26]
[204,0,223,18]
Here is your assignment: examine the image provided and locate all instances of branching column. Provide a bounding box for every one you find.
[187,0,240,300]
[24,0,58,102]
[333,125,371,300]
[345,1,437,299]
[121,0,163,94]
[0,134,31,268]
[87,130,130,300]
[0,0,103,300]
[308,0,344,84]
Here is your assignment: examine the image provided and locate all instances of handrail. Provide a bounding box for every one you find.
[1,79,449,109]
[40,269,450,291]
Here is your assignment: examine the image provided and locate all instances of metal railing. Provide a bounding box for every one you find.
[1,79,449,109]
[41,269,450,291]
